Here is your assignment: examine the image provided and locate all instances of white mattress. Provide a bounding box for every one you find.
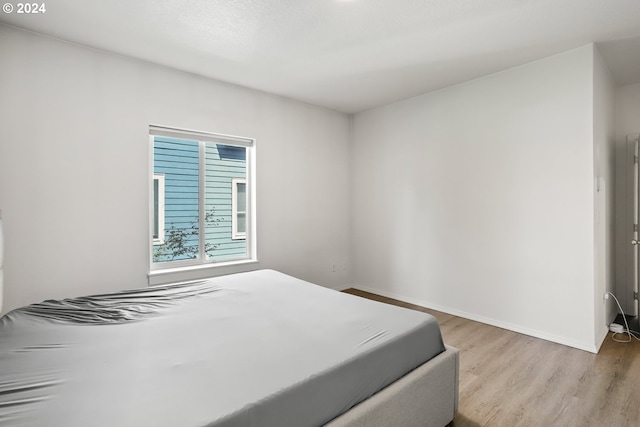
[0,269,445,427]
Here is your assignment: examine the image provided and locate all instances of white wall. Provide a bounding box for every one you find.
[614,81,640,315]
[351,45,601,351]
[592,46,616,346]
[0,24,619,353]
[0,25,351,313]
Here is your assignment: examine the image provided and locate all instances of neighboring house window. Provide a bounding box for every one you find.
[149,125,255,271]
[153,174,165,245]
[232,178,246,240]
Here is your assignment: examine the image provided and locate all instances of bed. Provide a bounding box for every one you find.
[0,269,458,427]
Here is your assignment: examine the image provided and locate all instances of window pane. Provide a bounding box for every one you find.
[237,183,246,212]
[237,213,246,233]
[152,137,200,263]
[204,144,247,260]
[153,179,159,239]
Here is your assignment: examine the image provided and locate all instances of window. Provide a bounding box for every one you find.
[232,178,246,240]
[153,174,165,245]
[149,125,255,270]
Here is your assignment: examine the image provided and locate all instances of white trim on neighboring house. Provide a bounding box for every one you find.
[231,177,247,240]
[153,173,165,245]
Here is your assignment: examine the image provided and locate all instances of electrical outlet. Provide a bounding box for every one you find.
[603,293,609,300]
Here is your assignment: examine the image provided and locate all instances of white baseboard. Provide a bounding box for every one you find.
[353,285,598,354]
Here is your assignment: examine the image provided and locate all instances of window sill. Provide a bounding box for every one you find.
[148,259,260,286]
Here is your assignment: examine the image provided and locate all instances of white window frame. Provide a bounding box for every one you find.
[153,173,165,245]
[148,125,258,283]
[231,178,247,240]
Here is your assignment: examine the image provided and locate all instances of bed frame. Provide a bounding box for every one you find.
[324,345,459,427]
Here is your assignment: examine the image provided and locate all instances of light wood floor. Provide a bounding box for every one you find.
[344,289,640,427]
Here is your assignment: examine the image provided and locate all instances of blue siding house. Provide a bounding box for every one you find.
[152,136,247,264]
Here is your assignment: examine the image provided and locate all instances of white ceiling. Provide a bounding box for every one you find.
[2,0,640,113]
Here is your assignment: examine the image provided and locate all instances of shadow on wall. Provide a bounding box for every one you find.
[597,36,640,85]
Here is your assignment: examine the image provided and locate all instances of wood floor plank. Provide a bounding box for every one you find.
[344,289,640,427]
